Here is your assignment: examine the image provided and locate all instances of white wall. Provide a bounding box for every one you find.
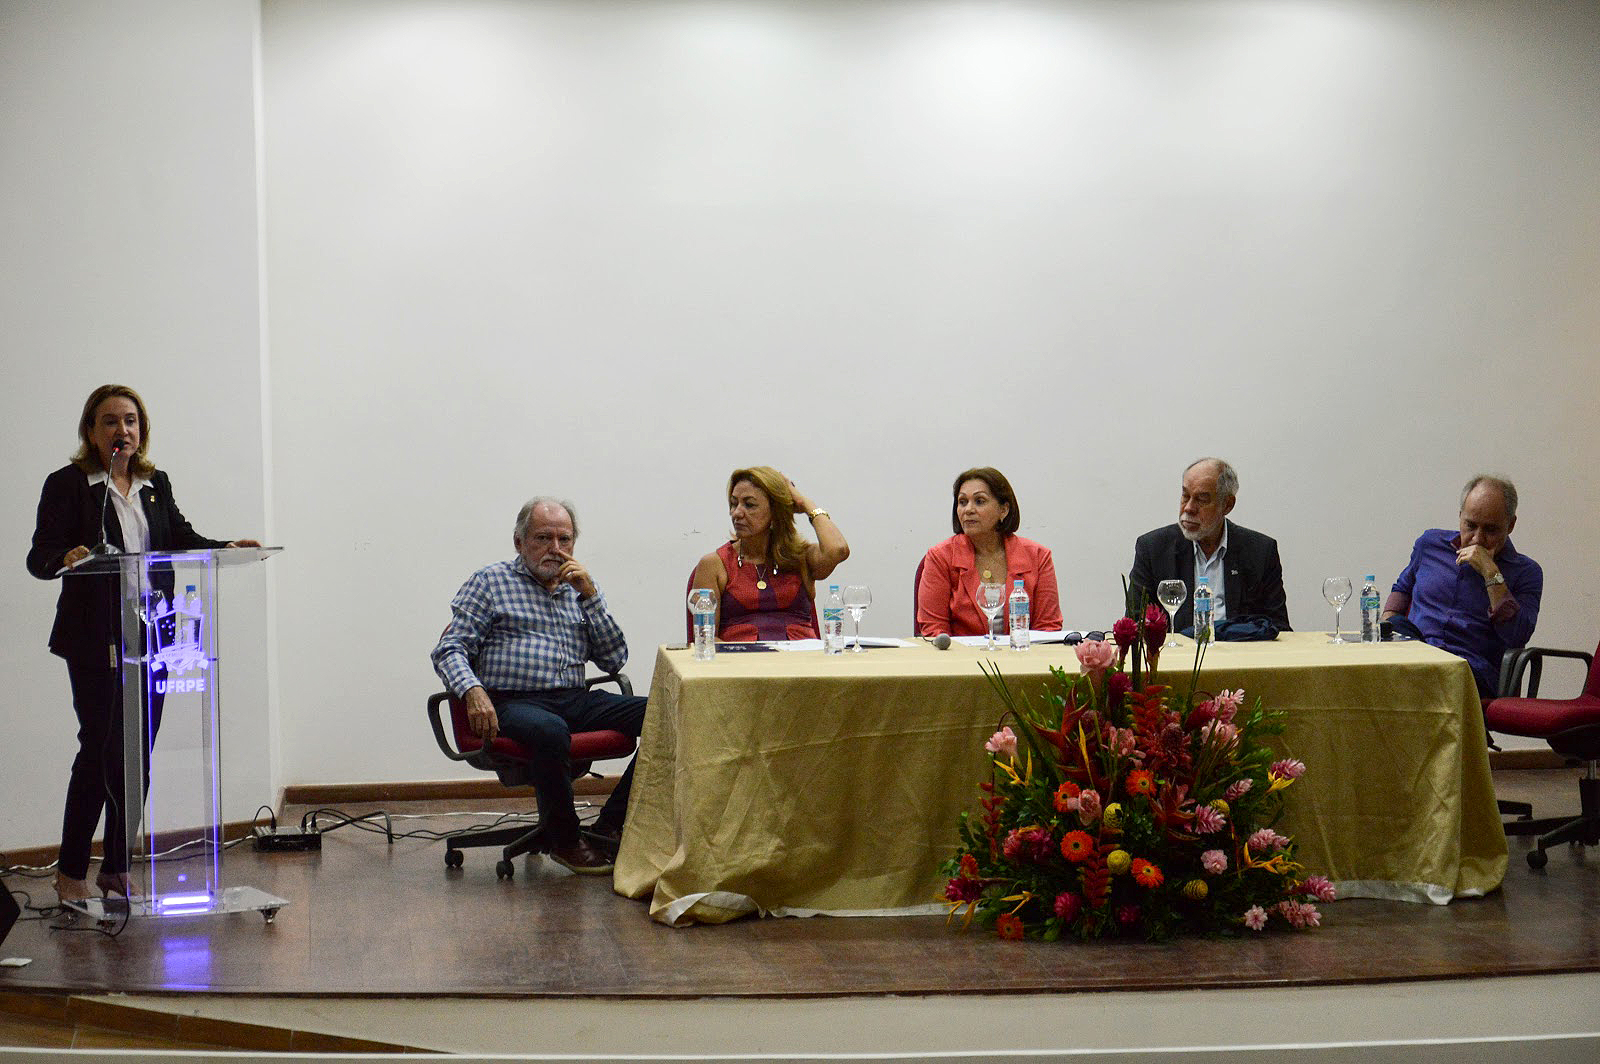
[262,0,1600,787]
[0,0,270,852]
[3,1,1597,853]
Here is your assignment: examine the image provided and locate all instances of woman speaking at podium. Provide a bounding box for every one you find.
[26,384,259,909]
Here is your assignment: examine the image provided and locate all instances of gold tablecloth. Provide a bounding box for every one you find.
[613,633,1507,925]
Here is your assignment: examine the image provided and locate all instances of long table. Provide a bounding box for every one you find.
[613,632,1508,926]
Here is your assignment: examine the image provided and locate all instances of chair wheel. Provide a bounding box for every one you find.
[444,849,464,869]
[1528,848,1549,870]
[496,859,514,880]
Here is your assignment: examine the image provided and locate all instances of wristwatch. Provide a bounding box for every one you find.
[807,508,830,522]
[1485,572,1506,588]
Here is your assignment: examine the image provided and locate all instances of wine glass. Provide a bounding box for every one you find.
[976,581,1006,651]
[1323,577,1353,644]
[1156,579,1187,648]
[841,584,872,652]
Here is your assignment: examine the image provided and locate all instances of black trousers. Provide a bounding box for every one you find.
[61,661,164,879]
[490,687,646,847]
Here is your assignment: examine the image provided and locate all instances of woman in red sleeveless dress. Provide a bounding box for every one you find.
[689,466,850,641]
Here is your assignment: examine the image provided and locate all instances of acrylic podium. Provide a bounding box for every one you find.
[59,546,287,924]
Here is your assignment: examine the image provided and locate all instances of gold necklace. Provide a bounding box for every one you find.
[737,549,771,590]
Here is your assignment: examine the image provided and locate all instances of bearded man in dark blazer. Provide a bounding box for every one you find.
[1129,458,1291,633]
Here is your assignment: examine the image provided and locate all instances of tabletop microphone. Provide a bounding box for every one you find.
[931,633,951,650]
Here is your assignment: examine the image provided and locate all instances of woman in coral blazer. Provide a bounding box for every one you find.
[916,466,1062,638]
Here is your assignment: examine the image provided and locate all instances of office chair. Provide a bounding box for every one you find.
[426,674,636,880]
[1483,637,1600,869]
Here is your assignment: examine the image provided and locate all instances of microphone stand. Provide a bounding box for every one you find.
[85,442,125,558]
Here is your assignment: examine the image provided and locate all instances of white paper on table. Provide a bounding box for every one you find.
[951,631,1066,648]
[764,639,824,651]
[845,636,915,648]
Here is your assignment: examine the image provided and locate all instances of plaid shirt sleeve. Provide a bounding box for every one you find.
[431,565,497,697]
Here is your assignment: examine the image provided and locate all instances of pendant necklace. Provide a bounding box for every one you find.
[737,549,770,590]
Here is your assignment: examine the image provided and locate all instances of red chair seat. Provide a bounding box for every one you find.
[449,701,634,763]
[1485,695,1600,738]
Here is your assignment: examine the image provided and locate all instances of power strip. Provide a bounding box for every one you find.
[252,827,321,852]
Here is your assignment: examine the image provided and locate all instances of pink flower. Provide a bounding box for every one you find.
[1076,788,1101,824]
[1301,875,1337,902]
[1054,891,1082,922]
[1116,903,1141,928]
[1277,900,1322,929]
[985,726,1017,760]
[1201,849,1228,875]
[1023,827,1056,863]
[1002,829,1025,860]
[1112,616,1138,649]
[1224,778,1253,802]
[1111,727,1138,758]
[1200,720,1239,748]
[1214,688,1245,722]
[1192,806,1225,834]
[1106,671,1132,709]
[1242,905,1268,931]
[1075,639,1117,677]
[1188,699,1217,729]
[1271,758,1306,780]
[1247,828,1289,853]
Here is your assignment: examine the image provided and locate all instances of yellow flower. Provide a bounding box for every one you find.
[1103,803,1124,832]
[1106,849,1132,875]
[1210,798,1230,817]
[1182,879,1208,901]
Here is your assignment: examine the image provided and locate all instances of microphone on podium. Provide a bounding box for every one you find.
[88,440,125,558]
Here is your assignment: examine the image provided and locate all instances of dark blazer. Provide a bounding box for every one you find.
[27,464,227,665]
[1129,520,1291,632]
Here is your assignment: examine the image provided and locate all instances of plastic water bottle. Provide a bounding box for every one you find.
[1008,579,1030,651]
[688,588,717,661]
[1193,577,1214,646]
[180,584,197,646]
[1360,574,1381,643]
[822,584,845,654]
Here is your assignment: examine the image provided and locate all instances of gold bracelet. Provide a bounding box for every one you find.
[807,507,830,522]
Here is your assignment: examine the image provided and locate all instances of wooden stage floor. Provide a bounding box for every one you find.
[2,767,1599,1053]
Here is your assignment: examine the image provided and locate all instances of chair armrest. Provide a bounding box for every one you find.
[426,691,474,762]
[586,671,633,697]
[1499,647,1595,699]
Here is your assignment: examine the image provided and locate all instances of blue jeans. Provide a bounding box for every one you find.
[491,687,645,847]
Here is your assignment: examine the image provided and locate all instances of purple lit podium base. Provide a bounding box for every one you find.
[62,547,286,927]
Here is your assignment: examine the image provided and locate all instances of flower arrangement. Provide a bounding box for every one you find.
[942,600,1331,941]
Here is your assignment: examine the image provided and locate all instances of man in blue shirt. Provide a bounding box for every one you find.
[433,497,646,874]
[1385,475,1543,702]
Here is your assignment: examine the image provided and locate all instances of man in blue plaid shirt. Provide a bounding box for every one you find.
[432,497,646,874]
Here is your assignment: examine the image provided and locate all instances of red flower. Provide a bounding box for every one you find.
[1053,781,1081,813]
[1060,830,1096,863]
[1132,858,1164,888]
[1053,891,1082,922]
[1125,769,1157,798]
[1116,903,1141,928]
[945,876,981,902]
[1112,616,1138,649]
[1106,671,1132,709]
[959,854,980,879]
[996,912,1025,940]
